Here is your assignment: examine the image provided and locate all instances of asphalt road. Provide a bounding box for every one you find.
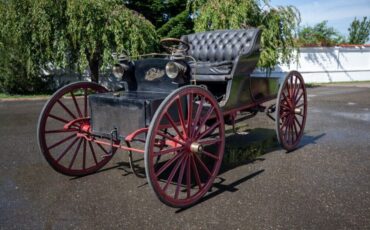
[1,84,370,229]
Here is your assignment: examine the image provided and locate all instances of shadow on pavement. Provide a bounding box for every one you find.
[70,128,326,210]
[175,169,265,213]
[300,133,326,147]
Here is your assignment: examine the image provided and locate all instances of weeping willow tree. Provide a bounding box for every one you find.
[64,0,158,82]
[0,0,158,93]
[0,0,60,93]
[189,0,300,69]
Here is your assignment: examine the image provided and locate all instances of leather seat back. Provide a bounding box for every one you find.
[181,29,261,63]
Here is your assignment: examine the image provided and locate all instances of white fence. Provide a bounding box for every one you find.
[275,46,370,83]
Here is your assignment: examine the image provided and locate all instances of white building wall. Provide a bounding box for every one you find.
[275,46,370,83]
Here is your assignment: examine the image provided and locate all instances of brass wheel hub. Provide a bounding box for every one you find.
[190,142,203,154]
[294,108,303,115]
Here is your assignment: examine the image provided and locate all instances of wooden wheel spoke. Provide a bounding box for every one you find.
[187,93,193,135]
[57,99,77,120]
[48,133,76,150]
[286,124,291,144]
[290,122,295,144]
[176,97,187,138]
[283,116,292,135]
[293,119,299,140]
[48,114,70,124]
[71,91,83,118]
[192,96,205,136]
[281,108,291,114]
[194,106,214,138]
[293,84,301,102]
[296,102,304,108]
[198,138,221,146]
[194,154,211,176]
[280,114,290,129]
[82,139,87,170]
[96,142,109,155]
[56,137,79,163]
[280,104,291,110]
[191,155,202,189]
[291,76,298,100]
[201,150,219,160]
[288,86,293,100]
[295,78,301,100]
[156,130,185,146]
[68,138,83,169]
[295,92,304,104]
[286,82,292,98]
[155,151,184,177]
[186,157,191,198]
[153,146,184,157]
[88,141,98,165]
[163,154,187,192]
[198,121,220,140]
[164,112,184,140]
[280,111,290,119]
[175,155,188,199]
[282,92,291,106]
[45,129,78,134]
[285,120,292,144]
[294,116,303,129]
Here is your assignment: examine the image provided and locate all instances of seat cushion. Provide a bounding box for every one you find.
[189,60,233,75]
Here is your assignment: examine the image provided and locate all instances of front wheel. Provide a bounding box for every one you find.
[37,81,118,176]
[276,71,307,151]
[145,86,225,208]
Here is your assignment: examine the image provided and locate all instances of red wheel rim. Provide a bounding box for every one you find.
[276,71,307,151]
[145,86,225,208]
[37,82,117,176]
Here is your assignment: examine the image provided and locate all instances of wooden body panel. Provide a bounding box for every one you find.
[220,54,280,112]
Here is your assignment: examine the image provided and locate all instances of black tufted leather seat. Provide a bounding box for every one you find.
[181,29,261,81]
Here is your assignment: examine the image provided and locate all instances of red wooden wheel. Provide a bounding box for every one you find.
[37,81,118,176]
[276,71,307,151]
[145,86,225,208]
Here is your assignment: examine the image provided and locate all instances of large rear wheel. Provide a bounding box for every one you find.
[145,86,225,208]
[276,71,307,151]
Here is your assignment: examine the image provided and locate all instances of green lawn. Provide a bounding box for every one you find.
[0,93,50,99]
[306,81,370,88]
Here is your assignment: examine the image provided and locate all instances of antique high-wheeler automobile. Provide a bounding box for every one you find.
[37,28,307,208]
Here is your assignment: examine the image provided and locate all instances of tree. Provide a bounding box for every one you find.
[0,0,158,94]
[0,0,62,93]
[348,17,370,44]
[124,0,193,38]
[298,21,344,47]
[157,9,194,38]
[189,0,301,69]
[65,0,158,82]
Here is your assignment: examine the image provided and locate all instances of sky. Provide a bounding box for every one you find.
[270,0,370,38]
